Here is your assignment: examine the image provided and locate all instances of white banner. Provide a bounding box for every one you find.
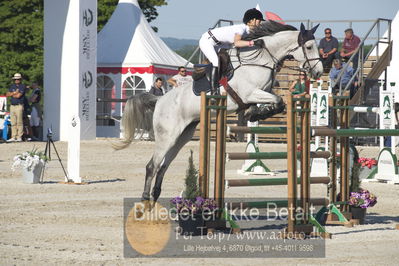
[316,90,329,127]
[380,91,394,129]
[310,83,318,127]
[79,0,97,139]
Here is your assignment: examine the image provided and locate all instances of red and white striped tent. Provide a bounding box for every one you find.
[97,0,191,137]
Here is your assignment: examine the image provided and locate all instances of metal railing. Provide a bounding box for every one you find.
[337,18,392,95]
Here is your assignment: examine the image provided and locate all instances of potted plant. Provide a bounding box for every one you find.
[11,148,48,184]
[348,189,377,224]
[170,150,218,235]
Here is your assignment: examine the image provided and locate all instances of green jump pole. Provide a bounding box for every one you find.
[226,176,330,187]
[229,198,329,209]
[228,126,289,134]
[313,128,399,137]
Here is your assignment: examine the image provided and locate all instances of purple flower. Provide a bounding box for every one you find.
[348,189,377,208]
[171,196,218,214]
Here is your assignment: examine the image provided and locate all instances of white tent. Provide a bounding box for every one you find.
[97,0,192,137]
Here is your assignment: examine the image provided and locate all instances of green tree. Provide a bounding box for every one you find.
[98,0,167,32]
[0,0,167,95]
[0,0,43,94]
[184,150,200,199]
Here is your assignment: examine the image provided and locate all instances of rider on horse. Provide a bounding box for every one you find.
[198,9,265,91]
[199,8,265,68]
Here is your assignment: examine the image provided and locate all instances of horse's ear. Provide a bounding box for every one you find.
[311,24,320,34]
[300,23,306,34]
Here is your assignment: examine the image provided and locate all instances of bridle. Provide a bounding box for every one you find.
[236,31,321,76]
[295,31,322,74]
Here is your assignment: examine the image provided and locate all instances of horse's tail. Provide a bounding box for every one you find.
[112,93,159,150]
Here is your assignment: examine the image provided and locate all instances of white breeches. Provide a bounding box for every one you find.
[199,33,219,67]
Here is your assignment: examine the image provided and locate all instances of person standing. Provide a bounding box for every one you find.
[198,8,264,68]
[319,28,339,72]
[29,83,42,140]
[167,66,193,90]
[5,73,26,142]
[340,28,361,70]
[149,78,165,96]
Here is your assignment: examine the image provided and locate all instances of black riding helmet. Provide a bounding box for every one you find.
[243,8,265,24]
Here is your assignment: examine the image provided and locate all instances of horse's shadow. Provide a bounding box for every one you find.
[40,178,126,184]
[332,227,396,236]
[363,212,399,225]
[233,215,287,231]
[229,213,399,232]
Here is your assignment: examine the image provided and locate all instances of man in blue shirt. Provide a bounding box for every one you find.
[319,28,339,72]
[329,59,356,97]
[5,73,26,142]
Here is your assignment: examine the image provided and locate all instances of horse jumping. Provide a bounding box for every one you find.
[113,21,323,202]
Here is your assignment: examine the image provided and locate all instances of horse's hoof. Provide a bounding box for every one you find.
[135,200,153,218]
[243,105,258,121]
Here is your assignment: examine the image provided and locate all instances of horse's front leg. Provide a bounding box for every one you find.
[142,158,155,201]
[244,90,285,121]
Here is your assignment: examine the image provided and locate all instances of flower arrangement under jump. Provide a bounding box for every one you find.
[357,157,377,169]
[11,149,48,171]
[171,196,218,215]
[349,189,377,209]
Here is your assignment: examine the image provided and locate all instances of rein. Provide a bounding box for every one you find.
[222,30,321,110]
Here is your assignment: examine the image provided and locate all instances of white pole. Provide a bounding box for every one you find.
[44,0,97,183]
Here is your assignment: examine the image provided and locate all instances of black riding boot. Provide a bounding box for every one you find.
[211,67,220,95]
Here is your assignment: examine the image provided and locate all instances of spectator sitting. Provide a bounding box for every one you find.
[289,71,308,96]
[319,28,339,72]
[167,66,193,90]
[149,78,165,96]
[340,28,361,70]
[329,58,357,97]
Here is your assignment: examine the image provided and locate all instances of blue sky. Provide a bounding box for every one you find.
[151,0,399,40]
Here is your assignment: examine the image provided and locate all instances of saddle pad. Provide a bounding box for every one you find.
[192,76,211,96]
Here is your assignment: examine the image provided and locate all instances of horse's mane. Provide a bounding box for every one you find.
[244,20,297,40]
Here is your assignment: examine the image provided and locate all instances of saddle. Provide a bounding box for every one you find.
[192,49,235,96]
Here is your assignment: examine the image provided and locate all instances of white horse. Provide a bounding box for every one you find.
[113,21,323,202]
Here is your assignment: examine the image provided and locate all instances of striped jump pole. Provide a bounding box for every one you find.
[96,98,127,102]
[332,106,379,113]
[340,93,350,213]
[300,94,311,223]
[214,93,227,215]
[199,92,211,198]
[286,93,297,235]
[328,95,338,205]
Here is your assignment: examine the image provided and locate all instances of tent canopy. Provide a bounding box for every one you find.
[97,0,191,73]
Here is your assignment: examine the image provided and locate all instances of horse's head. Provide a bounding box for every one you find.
[290,23,323,79]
